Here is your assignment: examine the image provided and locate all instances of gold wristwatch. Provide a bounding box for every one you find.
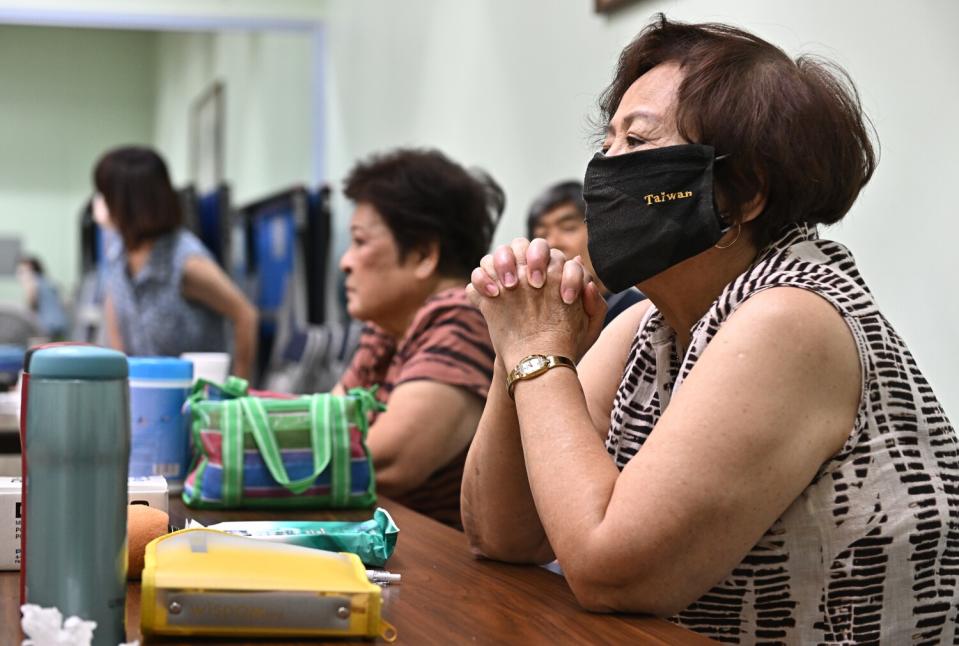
[506,354,576,399]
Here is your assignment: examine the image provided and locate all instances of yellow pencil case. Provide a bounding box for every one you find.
[140,528,396,641]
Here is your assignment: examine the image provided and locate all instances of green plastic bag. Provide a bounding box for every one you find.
[201,507,400,566]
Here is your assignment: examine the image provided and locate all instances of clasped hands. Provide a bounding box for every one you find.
[465,238,607,370]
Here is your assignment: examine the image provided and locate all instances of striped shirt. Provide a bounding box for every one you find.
[607,224,958,644]
[340,287,494,527]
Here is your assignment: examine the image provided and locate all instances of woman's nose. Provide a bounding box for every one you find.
[605,137,629,157]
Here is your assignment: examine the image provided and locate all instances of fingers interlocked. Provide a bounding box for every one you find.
[470,237,598,305]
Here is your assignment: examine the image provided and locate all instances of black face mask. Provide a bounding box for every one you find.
[583,144,728,293]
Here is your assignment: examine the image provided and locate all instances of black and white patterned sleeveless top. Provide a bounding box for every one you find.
[606,224,958,644]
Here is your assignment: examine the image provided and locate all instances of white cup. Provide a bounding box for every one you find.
[179,352,231,384]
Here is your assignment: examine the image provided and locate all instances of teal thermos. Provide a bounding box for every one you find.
[24,346,130,646]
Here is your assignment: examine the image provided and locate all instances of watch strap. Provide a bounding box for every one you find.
[506,354,576,399]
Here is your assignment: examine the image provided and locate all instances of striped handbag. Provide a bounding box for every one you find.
[182,377,383,509]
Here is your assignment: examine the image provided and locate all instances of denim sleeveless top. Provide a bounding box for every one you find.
[106,229,227,357]
[606,224,958,644]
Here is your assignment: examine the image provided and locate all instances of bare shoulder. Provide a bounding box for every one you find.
[181,254,235,295]
[725,285,857,357]
[687,285,862,454]
[182,254,220,277]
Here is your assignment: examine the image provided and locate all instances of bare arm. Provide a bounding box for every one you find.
[461,357,548,561]
[507,287,860,615]
[360,380,483,497]
[103,294,124,351]
[181,256,258,379]
[461,300,649,563]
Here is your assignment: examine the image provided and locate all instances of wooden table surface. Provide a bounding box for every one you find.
[2,496,714,645]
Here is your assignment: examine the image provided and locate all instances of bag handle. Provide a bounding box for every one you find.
[187,376,249,407]
[346,386,387,426]
[239,394,335,496]
[331,388,385,505]
[220,399,245,506]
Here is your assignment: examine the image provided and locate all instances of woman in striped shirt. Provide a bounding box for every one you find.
[333,148,502,528]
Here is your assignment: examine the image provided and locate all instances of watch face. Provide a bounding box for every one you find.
[519,355,548,375]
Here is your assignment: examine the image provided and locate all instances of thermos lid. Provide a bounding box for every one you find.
[23,341,88,373]
[29,345,128,380]
[128,356,194,381]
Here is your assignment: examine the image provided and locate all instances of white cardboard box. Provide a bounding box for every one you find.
[0,475,169,570]
[127,476,171,512]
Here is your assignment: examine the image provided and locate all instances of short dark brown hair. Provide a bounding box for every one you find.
[526,179,586,240]
[600,14,877,248]
[527,180,586,239]
[344,148,504,279]
[93,146,182,250]
[18,256,44,276]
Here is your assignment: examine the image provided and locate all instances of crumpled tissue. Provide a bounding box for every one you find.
[19,604,138,646]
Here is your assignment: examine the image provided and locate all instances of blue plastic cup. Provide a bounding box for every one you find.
[128,357,194,492]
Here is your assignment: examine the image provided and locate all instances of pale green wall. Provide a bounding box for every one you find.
[0,24,317,309]
[152,29,315,205]
[322,0,959,416]
[0,0,325,22]
[0,25,156,303]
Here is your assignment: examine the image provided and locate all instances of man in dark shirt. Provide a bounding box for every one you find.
[527,180,645,326]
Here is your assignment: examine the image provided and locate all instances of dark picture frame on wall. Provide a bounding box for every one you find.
[595,0,642,14]
[189,81,225,195]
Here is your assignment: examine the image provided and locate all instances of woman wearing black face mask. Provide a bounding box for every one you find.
[461,15,957,644]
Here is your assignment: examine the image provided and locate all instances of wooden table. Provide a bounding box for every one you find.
[2,497,713,644]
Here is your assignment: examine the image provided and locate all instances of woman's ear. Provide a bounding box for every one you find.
[413,240,441,279]
[740,190,767,224]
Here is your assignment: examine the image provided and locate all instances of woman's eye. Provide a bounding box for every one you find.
[626,135,646,147]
